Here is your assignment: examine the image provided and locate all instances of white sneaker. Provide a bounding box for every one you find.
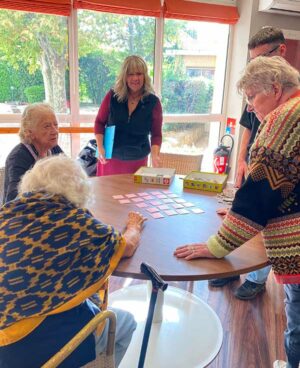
[273,361,287,368]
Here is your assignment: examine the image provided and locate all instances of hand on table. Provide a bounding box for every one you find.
[126,211,147,231]
[122,212,147,258]
[216,207,229,217]
[174,243,217,261]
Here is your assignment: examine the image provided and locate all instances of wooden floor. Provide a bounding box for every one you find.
[109,273,286,368]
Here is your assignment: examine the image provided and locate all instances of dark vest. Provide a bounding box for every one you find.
[108,92,158,161]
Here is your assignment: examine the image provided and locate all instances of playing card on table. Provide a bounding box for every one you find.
[172,203,184,209]
[125,193,137,198]
[191,208,205,214]
[119,199,131,204]
[158,204,169,210]
[164,209,177,216]
[177,208,189,215]
[132,197,144,203]
[147,207,159,213]
[113,195,124,199]
[150,212,164,219]
[136,202,148,208]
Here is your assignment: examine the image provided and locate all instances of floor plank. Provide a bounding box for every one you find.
[109,273,286,368]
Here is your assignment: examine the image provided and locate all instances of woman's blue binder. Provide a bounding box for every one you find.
[103,125,115,159]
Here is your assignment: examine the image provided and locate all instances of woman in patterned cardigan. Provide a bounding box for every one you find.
[175,56,300,368]
[0,155,146,368]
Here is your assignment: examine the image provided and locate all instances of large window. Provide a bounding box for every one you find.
[162,20,229,115]
[0,7,230,171]
[161,20,229,169]
[78,11,156,114]
[0,9,69,114]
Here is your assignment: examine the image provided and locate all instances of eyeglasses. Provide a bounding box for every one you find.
[249,44,281,61]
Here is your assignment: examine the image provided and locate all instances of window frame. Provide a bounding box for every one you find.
[0,8,228,154]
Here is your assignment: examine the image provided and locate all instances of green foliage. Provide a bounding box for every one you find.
[79,52,115,105]
[0,62,11,102]
[0,9,216,115]
[24,85,45,103]
[77,12,156,104]
[162,77,214,114]
[0,59,43,102]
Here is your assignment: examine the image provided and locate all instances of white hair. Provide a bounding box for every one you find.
[19,155,91,208]
[19,103,57,144]
[237,56,300,95]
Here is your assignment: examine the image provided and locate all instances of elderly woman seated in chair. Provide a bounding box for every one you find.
[3,102,63,204]
[0,155,146,368]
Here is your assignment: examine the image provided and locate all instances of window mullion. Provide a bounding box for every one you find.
[68,8,80,127]
[68,8,81,157]
[153,16,164,97]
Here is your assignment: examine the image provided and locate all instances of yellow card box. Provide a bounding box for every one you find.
[183,171,228,193]
[134,167,175,186]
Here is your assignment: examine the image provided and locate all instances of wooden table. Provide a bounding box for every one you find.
[89,174,268,281]
[88,174,268,368]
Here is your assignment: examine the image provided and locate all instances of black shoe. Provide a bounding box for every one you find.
[234,280,266,300]
[208,275,240,287]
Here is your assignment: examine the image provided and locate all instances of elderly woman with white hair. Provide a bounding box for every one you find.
[174,56,300,368]
[0,155,146,368]
[3,102,63,203]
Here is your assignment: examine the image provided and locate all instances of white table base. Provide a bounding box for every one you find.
[109,285,223,368]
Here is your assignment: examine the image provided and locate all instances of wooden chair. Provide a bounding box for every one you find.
[159,152,203,175]
[0,167,5,205]
[42,310,116,368]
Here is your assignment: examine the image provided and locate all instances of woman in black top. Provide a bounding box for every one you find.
[3,103,63,203]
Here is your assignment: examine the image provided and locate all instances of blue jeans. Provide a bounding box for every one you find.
[246,265,272,284]
[284,284,300,368]
[95,308,137,367]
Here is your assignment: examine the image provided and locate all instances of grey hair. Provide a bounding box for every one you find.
[237,56,300,95]
[19,103,57,144]
[18,155,91,208]
[113,55,154,102]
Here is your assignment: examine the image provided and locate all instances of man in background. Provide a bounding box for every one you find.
[209,27,287,300]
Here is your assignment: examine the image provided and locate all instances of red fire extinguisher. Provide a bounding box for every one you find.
[213,134,234,174]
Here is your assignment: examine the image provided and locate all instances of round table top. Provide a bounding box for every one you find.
[88,174,268,281]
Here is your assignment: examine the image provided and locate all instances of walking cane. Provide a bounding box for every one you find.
[138,262,168,368]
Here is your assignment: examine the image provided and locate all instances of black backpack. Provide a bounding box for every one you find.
[77,139,98,177]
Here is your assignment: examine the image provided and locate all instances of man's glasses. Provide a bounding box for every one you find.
[249,44,281,61]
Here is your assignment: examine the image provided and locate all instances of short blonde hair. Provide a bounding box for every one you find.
[237,56,300,95]
[19,103,57,144]
[19,155,91,208]
[113,55,154,102]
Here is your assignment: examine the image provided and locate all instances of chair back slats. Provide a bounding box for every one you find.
[159,153,203,175]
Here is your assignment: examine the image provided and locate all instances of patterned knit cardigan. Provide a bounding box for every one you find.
[0,192,125,345]
[207,93,300,284]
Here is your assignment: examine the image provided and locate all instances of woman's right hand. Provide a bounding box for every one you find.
[122,212,147,258]
[216,207,229,217]
[126,211,147,231]
[97,146,107,164]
